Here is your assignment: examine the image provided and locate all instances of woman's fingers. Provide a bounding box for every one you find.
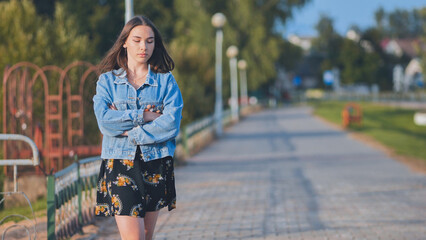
[144,105,162,121]
[143,111,162,122]
[144,104,163,114]
[152,112,162,119]
[109,103,118,110]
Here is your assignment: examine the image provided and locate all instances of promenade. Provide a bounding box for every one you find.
[92,106,426,239]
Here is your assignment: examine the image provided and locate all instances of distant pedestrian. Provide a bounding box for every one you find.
[93,15,183,240]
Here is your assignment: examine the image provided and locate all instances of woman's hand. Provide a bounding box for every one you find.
[143,111,162,122]
[143,104,162,122]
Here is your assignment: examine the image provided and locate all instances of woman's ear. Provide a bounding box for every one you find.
[123,43,127,48]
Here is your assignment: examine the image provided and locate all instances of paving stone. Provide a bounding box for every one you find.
[91,107,426,240]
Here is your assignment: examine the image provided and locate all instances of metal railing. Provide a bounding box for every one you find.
[0,134,40,240]
[177,109,232,155]
[46,156,101,240]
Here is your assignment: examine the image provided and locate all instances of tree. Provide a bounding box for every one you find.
[59,0,124,59]
[369,6,426,88]
[420,8,426,75]
[58,0,176,61]
[310,14,385,89]
[0,0,93,131]
[0,0,48,69]
[169,0,311,121]
[338,39,381,86]
[376,8,425,38]
[201,0,311,89]
[0,0,92,70]
[1,0,313,126]
[312,15,343,74]
[375,7,386,33]
[361,27,398,90]
[277,39,303,72]
[168,0,216,125]
[388,9,412,37]
[314,15,335,48]
[33,0,55,17]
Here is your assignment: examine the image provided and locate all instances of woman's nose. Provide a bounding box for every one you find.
[139,42,147,50]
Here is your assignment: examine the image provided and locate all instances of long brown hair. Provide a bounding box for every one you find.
[98,15,174,74]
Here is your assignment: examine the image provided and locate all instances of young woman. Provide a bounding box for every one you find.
[93,15,183,240]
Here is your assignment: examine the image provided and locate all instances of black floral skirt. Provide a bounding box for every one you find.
[95,147,176,218]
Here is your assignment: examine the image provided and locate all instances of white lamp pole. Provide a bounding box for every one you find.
[226,45,239,122]
[238,60,248,107]
[212,13,226,137]
[125,0,134,23]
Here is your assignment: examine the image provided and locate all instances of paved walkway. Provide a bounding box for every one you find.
[95,106,426,240]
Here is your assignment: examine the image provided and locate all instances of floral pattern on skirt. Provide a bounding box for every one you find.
[95,147,176,218]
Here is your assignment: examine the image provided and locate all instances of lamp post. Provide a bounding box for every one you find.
[212,13,226,137]
[226,45,239,122]
[238,60,248,107]
[125,0,134,23]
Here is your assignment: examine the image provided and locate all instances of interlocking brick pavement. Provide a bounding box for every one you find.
[95,106,426,240]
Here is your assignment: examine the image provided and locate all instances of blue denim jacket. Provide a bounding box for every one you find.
[93,65,183,162]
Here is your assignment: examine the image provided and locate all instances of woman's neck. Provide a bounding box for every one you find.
[127,63,149,81]
[126,63,149,90]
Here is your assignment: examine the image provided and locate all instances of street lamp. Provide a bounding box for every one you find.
[212,13,226,137]
[125,0,134,23]
[238,60,248,107]
[226,45,239,122]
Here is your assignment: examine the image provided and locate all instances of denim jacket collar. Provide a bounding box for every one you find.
[112,65,158,87]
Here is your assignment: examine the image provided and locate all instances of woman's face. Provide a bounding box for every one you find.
[123,25,155,67]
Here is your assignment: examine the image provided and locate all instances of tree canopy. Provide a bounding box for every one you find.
[307,6,425,91]
[0,0,92,69]
[1,0,310,126]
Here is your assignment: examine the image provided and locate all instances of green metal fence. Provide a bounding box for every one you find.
[46,156,101,240]
[178,109,232,155]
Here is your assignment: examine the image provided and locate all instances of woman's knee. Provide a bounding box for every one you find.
[115,215,145,240]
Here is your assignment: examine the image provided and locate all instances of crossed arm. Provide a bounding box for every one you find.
[108,104,161,136]
[93,74,183,145]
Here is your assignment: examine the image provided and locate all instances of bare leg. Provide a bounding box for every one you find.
[115,215,145,240]
[144,211,160,240]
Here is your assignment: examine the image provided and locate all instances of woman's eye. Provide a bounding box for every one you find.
[133,40,140,43]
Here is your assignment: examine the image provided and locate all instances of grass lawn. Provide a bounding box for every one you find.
[0,196,46,223]
[310,100,426,164]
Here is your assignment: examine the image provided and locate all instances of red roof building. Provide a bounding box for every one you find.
[380,38,425,58]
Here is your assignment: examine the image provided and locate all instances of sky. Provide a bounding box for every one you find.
[284,0,426,37]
